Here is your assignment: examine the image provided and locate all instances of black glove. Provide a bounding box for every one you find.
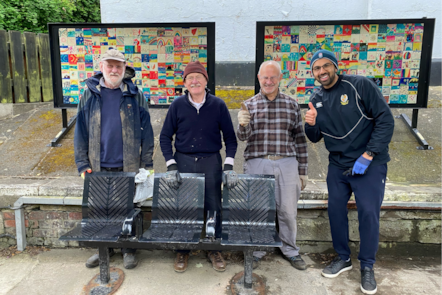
[222,164,238,189]
[163,164,182,190]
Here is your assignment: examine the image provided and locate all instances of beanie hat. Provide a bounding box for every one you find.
[183,61,209,81]
[311,49,338,70]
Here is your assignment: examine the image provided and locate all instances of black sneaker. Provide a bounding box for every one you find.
[283,255,307,270]
[360,267,377,294]
[321,256,352,278]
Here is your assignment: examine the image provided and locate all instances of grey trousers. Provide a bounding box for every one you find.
[244,157,301,258]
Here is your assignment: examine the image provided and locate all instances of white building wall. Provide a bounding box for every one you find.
[100,0,441,61]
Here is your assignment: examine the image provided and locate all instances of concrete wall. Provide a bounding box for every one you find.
[101,0,442,86]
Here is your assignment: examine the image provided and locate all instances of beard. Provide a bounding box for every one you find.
[103,72,123,88]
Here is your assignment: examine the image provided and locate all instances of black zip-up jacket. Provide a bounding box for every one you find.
[304,74,394,169]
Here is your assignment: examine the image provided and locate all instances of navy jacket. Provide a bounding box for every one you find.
[74,67,154,174]
[160,89,237,161]
[305,75,394,169]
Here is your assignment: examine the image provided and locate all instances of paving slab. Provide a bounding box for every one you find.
[0,249,440,295]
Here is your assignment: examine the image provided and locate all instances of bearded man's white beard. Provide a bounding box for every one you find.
[103,72,123,88]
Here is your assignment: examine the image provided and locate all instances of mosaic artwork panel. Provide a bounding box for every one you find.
[59,27,208,105]
[263,23,424,104]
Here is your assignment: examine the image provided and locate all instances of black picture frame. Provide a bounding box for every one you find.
[48,22,216,108]
[255,18,435,108]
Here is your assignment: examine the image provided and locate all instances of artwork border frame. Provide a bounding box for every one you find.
[48,22,216,109]
[255,18,435,108]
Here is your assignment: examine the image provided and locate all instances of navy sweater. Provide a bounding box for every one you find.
[160,90,238,161]
[305,75,394,169]
[100,87,123,167]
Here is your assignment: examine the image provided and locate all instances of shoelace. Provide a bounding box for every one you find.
[362,269,374,284]
[329,257,343,269]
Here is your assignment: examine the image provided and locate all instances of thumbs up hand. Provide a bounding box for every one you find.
[238,102,251,127]
[305,102,318,126]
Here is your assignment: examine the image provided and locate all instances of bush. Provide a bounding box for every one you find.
[0,0,101,33]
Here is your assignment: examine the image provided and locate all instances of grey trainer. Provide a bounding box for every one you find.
[360,266,377,294]
[321,256,353,278]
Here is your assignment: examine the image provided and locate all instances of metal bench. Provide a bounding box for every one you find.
[60,172,142,243]
[63,173,281,290]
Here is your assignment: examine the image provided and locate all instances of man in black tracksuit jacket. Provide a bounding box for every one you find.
[304,50,394,295]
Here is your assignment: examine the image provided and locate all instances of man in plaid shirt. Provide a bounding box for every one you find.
[237,60,308,270]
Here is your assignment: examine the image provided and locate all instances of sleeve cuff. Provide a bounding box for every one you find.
[166,159,177,167]
[224,157,234,166]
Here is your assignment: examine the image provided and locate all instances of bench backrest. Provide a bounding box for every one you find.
[82,172,136,228]
[221,174,278,245]
[151,173,205,225]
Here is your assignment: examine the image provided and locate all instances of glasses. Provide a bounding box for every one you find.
[312,63,334,73]
[185,75,205,82]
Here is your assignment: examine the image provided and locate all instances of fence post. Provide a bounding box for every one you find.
[9,31,27,103]
[24,32,42,103]
[38,33,53,102]
[0,30,13,103]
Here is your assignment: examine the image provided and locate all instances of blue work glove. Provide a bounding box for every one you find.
[222,164,238,189]
[352,155,372,175]
[162,164,182,190]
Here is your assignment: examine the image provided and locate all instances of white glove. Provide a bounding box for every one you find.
[238,110,251,126]
[300,175,308,191]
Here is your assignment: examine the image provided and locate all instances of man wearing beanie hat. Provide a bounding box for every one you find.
[160,61,238,273]
[237,60,309,271]
[305,49,394,294]
[75,49,154,270]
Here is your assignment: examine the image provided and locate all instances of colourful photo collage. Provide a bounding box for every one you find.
[264,23,424,104]
[59,27,208,105]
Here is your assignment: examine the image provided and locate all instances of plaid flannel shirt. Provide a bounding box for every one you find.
[237,90,308,176]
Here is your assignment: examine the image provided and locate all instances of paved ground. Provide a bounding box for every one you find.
[0,248,440,295]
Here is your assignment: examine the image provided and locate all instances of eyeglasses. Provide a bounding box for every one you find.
[185,75,205,82]
[312,63,334,73]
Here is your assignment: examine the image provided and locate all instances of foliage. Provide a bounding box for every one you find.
[0,0,101,33]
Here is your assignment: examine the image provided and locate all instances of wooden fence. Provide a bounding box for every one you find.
[0,30,53,103]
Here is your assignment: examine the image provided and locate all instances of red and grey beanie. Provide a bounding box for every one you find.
[311,49,338,69]
[183,61,209,81]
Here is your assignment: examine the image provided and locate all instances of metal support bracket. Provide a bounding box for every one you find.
[47,109,77,147]
[396,109,433,150]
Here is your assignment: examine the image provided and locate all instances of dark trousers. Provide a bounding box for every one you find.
[326,164,387,269]
[174,151,223,254]
[100,167,135,254]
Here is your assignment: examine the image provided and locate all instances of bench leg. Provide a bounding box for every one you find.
[243,249,253,289]
[98,245,110,284]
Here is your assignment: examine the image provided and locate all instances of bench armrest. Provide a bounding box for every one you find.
[121,209,142,237]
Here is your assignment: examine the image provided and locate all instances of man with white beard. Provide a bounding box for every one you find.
[74,49,154,270]
[160,61,238,273]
